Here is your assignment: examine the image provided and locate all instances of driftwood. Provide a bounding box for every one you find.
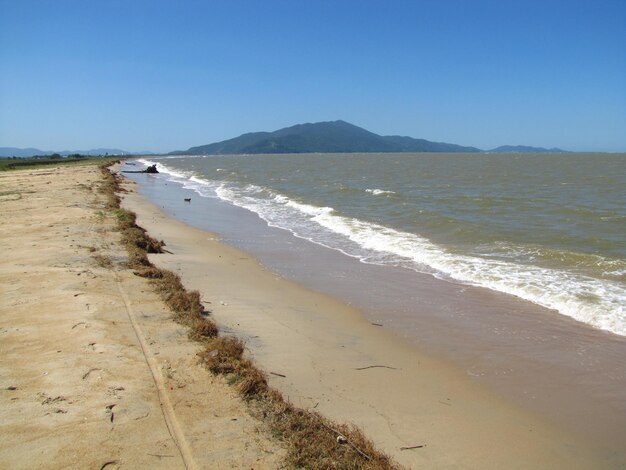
[400,444,425,450]
[99,461,118,470]
[270,372,286,378]
[354,365,397,371]
[122,164,159,174]
[82,368,101,380]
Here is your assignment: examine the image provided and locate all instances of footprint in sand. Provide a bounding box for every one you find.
[83,342,106,353]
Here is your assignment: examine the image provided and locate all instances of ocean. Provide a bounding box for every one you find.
[136,152,626,337]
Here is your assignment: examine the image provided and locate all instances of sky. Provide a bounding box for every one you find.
[1,0,625,153]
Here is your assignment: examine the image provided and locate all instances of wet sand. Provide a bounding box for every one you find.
[121,175,621,469]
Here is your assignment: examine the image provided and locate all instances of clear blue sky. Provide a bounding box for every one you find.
[1,0,624,152]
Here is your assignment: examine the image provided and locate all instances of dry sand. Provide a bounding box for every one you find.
[0,165,283,469]
[121,177,614,469]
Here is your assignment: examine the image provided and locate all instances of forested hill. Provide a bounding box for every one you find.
[170,120,482,155]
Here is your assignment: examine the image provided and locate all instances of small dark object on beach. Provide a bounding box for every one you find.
[400,444,425,450]
[100,460,119,470]
[354,365,398,371]
[184,198,191,202]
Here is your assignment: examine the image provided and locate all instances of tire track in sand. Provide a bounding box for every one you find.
[114,274,198,470]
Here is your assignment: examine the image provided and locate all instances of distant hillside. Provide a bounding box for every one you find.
[489,145,567,153]
[171,120,481,155]
[383,135,482,153]
[0,147,140,157]
[0,147,50,157]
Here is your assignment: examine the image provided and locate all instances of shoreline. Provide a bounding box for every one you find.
[121,174,618,468]
[126,159,626,457]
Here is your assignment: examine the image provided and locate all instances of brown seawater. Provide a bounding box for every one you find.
[138,152,626,336]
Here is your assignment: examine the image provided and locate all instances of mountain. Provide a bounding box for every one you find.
[383,135,482,153]
[0,147,49,157]
[489,145,567,153]
[171,120,481,155]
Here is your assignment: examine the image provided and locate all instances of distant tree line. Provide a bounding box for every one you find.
[33,153,88,159]
[0,154,122,171]
[1,153,114,160]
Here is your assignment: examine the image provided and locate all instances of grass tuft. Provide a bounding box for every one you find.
[189,317,219,341]
[198,336,245,374]
[94,254,113,268]
[235,362,268,397]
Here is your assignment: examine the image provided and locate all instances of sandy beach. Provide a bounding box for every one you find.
[4,1,625,467]
[0,163,620,469]
[0,165,283,469]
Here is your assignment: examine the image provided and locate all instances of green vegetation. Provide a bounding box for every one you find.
[114,209,130,222]
[0,155,123,171]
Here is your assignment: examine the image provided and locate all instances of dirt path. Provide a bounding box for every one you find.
[0,165,283,469]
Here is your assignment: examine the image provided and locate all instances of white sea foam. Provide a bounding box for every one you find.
[136,158,192,179]
[365,188,396,196]
[143,160,626,337]
[215,183,626,336]
[135,158,152,166]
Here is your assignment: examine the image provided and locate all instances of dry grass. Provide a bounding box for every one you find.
[198,336,246,374]
[99,166,219,342]
[100,172,122,210]
[197,336,395,468]
[99,164,397,469]
[93,253,113,269]
[188,317,219,341]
